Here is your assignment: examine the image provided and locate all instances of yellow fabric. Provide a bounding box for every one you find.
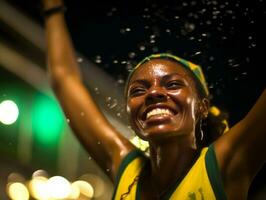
[169,147,216,200]
[113,147,217,200]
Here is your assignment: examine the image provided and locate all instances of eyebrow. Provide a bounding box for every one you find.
[129,79,150,87]
[161,73,186,81]
[129,73,186,86]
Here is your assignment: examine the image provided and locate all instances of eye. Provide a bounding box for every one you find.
[129,87,146,97]
[166,81,184,90]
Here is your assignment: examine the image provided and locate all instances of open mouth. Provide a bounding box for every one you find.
[141,106,178,121]
[146,108,174,119]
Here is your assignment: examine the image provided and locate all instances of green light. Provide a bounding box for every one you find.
[0,100,19,125]
[32,94,65,146]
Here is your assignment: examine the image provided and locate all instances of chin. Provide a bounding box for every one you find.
[136,123,186,142]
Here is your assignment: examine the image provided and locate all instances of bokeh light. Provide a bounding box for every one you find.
[72,180,94,198]
[46,176,72,199]
[7,182,29,200]
[80,174,105,198]
[28,176,49,199]
[0,100,19,125]
[32,94,65,146]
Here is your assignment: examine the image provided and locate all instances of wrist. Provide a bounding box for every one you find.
[41,0,64,11]
[42,5,66,18]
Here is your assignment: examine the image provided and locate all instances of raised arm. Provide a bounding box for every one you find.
[215,89,266,197]
[42,0,135,181]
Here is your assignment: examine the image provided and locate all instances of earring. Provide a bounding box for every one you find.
[200,118,204,141]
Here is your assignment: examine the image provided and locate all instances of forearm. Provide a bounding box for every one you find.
[43,0,81,82]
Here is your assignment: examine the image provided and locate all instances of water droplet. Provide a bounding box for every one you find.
[109,99,118,109]
[207,66,213,70]
[232,64,240,68]
[213,10,220,15]
[125,28,131,32]
[106,96,112,102]
[139,46,146,51]
[220,4,226,9]
[66,118,70,123]
[184,22,195,32]
[145,25,151,30]
[88,156,92,160]
[121,60,127,64]
[182,2,188,6]
[113,60,118,64]
[77,57,83,63]
[81,112,85,116]
[199,9,206,14]
[94,87,100,94]
[209,84,214,89]
[209,56,215,61]
[126,63,133,70]
[194,51,202,56]
[250,43,256,48]
[116,78,124,85]
[97,141,101,145]
[206,20,212,25]
[191,1,197,6]
[144,8,149,12]
[226,10,233,14]
[128,52,136,58]
[95,55,102,63]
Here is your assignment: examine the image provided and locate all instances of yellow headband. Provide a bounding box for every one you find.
[127,53,209,96]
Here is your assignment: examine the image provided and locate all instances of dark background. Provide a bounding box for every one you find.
[2,0,266,199]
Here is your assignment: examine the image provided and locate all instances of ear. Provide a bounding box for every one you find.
[198,98,209,119]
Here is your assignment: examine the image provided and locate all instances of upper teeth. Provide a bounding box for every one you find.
[146,108,174,119]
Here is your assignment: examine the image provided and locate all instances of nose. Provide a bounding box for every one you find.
[145,88,167,105]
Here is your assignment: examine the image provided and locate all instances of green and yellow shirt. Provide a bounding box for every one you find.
[112,144,227,200]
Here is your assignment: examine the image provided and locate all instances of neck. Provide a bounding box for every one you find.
[148,135,199,197]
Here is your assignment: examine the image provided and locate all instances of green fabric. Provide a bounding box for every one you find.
[205,144,227,200]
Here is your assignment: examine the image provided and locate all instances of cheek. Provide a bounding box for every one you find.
[169,89,197,116]
[127,98,142,117]
[168,89,192,106]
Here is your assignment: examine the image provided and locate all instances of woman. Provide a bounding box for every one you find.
[42,0,265,199]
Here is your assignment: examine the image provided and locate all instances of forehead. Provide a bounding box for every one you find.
[129,58,191,84]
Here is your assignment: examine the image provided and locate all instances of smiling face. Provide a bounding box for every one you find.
[126,58,205,142]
